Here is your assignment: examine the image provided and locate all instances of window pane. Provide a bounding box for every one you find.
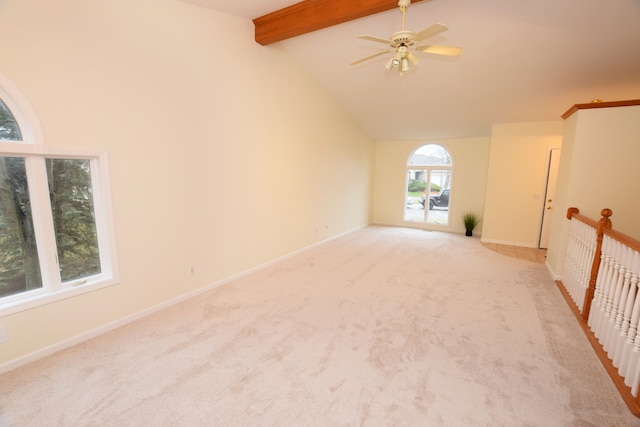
[404,169,427,222]
[46,159,101,282]
[426,170,451,225]
[0,98,22,141]
[408,144,452,166]
[0,157,43,297]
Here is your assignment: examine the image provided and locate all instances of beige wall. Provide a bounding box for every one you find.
[0,0,374,367]
[481,122,564,247]
[546,105,640,276]
[373,138,490,234]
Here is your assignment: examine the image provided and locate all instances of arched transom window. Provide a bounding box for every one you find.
[404,144,453,225]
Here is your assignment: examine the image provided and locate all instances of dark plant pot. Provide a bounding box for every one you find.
[465,230,473,236]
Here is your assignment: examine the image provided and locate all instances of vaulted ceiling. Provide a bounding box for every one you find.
[180,0,640,140]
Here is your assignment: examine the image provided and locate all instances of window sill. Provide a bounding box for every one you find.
[0,277,119,317]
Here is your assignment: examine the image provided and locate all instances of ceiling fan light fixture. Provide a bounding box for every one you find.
[386,52,402,70]
[385,58,395,70]
[401,57,410,72]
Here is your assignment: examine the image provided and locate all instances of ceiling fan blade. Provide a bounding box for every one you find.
[350,49,393,65]
[414,23,449,42]
[356,35,393,45]
[416,45,462,56]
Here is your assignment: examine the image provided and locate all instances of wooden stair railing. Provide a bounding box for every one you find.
[557,207,640,416]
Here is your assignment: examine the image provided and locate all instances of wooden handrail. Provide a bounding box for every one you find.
[566,206,600,229]
[605,228,640,254]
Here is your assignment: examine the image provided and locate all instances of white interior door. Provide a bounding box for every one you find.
[538,148,561,249]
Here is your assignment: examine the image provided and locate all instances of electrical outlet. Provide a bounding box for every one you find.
[0,324,8,344]
[189,266,195,275]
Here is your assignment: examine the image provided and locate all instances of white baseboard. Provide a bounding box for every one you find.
[544,260,563,281]
[479,237,538,248]
[372,220,477,236]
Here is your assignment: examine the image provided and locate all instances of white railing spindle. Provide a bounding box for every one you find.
[588,235,611,336]
[603,241,626,353]
[620,251,640,381]
[562,217,597,310]
[611,246,634,365]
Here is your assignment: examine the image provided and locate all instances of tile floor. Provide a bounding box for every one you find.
[481,242,547,264]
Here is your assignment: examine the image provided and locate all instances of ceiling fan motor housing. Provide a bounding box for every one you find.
[391,30,415,47]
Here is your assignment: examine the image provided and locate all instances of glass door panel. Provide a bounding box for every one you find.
[404,169,427,222]
[425,170,451,225]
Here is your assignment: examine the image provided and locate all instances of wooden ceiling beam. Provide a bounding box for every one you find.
[254,0,424,46]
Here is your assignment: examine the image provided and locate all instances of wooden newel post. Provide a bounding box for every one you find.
[582,208,613,320]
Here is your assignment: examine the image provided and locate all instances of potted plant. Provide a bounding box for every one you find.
[463,212,479,236]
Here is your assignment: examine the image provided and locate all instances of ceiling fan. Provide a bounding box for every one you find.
[350,0,462,75]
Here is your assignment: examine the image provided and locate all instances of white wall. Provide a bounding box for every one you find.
[0,0,374,367]
[373,138,490,234]
[546,105,640,276]
[481,122,563,247]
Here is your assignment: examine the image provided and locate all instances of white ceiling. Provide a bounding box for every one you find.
[181,0,640,140]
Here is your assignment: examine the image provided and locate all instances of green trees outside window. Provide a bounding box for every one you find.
[0,157,43,297]
[46,159,101,283]
[0,157,101,298]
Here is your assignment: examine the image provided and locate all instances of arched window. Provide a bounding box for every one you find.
[404,144,453,225]
[0,73,118,315]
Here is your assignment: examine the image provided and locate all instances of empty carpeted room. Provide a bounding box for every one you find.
[1,0,640,425]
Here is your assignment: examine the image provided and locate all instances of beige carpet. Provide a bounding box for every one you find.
[1,226,638,426]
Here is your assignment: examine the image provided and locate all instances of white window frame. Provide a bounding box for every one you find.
[404,143,454,225]
[0,73,119,316]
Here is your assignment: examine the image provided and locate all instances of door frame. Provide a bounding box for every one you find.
[538,148,561,249]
